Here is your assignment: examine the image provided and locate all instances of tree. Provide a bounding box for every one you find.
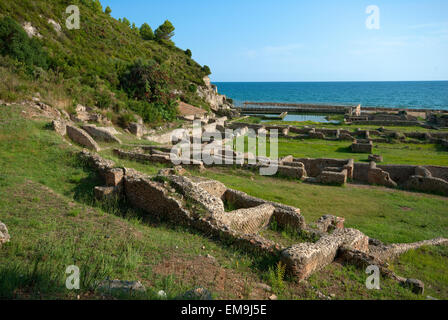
[140,23,154,40]
[185,49,192,58]
[105,6,112,15]
[131,23,139,35]
[119,59,177,121]
[154,20,175,41]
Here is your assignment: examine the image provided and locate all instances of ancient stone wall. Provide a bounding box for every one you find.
[281,228,369,281]
[82,125,122,144]
[223,189,305,230]
[80,151,448,284]
[66,125,101,151]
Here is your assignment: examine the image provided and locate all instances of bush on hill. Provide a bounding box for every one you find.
[0,16,49,72]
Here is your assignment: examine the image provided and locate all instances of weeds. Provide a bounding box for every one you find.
[267,261,286,294]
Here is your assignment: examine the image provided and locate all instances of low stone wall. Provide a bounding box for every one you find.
[292,158,353,180]
[350,120,421,126]
[367,162,397,188]
[318,169,348,185]
[351,140,373,153]
[216,204,275,234]
[281,228,369,281]
[354,163,416,185]
[67,125,100,151]
[277,165,307,180]
[353,162,448,195]
[404,175,448,196]
[113,149,172,164]
[223,189,305,231]
[369,238,448,261]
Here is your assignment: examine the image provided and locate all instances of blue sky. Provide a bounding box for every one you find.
[100,0,448,82]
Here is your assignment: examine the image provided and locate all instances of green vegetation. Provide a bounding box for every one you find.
[0,0,211,125]
[267,262,286,294]
[0,16,48,71]
[154,20,175,42]
[1,104,447,300]
[119,59,178,122]
[140,22,154,40]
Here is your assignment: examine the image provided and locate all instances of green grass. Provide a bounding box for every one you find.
[1,104,447,300]
[0,105,276,299]
[391,246,448,299]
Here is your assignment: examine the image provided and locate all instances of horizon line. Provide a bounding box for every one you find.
[212,80,448,83]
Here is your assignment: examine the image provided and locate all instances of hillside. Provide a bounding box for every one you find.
[0,0,229,126]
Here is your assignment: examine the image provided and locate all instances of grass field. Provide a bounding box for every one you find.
[1,104,447,300]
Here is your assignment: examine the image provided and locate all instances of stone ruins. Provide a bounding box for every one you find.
[81,150,447,293]
[0,221,10,247]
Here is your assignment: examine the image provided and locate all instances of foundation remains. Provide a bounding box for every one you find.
[81,150,448,286]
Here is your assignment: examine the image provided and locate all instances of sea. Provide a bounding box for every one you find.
[214,81,448,110]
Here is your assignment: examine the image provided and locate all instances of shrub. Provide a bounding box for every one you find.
[202,65,211,75]
[154,20,175,41]
[185,49,192,58]
[0,17,48,71]
[188,83,197,93]
[119,59,175,106]
[95,90,113,109]
[140,23,154,40]
[267,261,286,294]
[105,6,112,15]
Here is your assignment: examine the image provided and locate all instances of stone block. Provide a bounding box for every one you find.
[105,168,124,187]
[281,229,369,281]
[368,163,397,188]
[0,221,10,246]
[277,165,307,180]
[217,204,275,234]
[82,125,122,144]
[94,186,120,201]
[66,125,100,151]
[318,170,347,185]
[52,119,66,136]
[368,154,383,163]
[403,279,424,295]
[128,122,143,139]
[351,140,373,153]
